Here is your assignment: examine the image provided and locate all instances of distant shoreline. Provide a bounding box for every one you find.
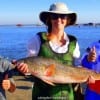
[0,23,100,27]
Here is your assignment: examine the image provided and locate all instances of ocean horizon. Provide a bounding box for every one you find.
[0,25,100,60]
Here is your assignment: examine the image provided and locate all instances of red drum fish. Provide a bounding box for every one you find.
[15,57,100,85]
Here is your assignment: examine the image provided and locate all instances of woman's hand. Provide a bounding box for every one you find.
[12,60,29,75]
[16,62,29,75]
[87,46,97,62]
[88,76,95,84]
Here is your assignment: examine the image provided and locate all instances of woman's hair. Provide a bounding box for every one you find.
[46,16,52,33]
[67,14,77,26]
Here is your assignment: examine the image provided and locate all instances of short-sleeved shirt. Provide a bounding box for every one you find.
[27,32,80,59]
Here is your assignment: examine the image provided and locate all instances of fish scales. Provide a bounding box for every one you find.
[16,57,100,85]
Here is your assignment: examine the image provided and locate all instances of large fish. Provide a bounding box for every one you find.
[13,57,100,85]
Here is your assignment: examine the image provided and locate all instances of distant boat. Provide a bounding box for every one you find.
[16,24,23,27]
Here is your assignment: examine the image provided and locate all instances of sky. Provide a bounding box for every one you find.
[0,0,100,25]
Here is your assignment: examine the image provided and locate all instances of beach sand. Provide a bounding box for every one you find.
[6,75,33,100]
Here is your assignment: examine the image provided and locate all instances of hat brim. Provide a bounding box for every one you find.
[39,11,77,26]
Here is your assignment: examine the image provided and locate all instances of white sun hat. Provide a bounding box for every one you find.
[39,2,77,25]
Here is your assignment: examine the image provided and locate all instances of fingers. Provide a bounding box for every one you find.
[87,76,95,84]
[12,59,29,75]
[16,63,29,74]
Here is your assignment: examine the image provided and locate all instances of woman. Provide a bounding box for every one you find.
[82,40,100,100]
[17,2,80,100]
[0,56,16,100]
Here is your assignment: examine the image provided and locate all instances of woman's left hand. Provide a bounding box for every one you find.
[87,76,95,84]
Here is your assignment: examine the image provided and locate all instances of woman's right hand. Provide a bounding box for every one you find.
[12,60,29,75]
[16,63,29,75]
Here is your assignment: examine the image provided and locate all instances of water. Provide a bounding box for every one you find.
[0,25,100,60]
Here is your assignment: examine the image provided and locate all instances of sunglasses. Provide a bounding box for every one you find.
[50,14,67,20]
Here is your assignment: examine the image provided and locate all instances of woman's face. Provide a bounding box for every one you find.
[50,13,67,30]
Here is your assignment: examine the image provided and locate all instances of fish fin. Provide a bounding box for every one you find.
[42,79,55,86]
[45,64,56,76]
[31,72,55,86]
[31,71,55,86]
